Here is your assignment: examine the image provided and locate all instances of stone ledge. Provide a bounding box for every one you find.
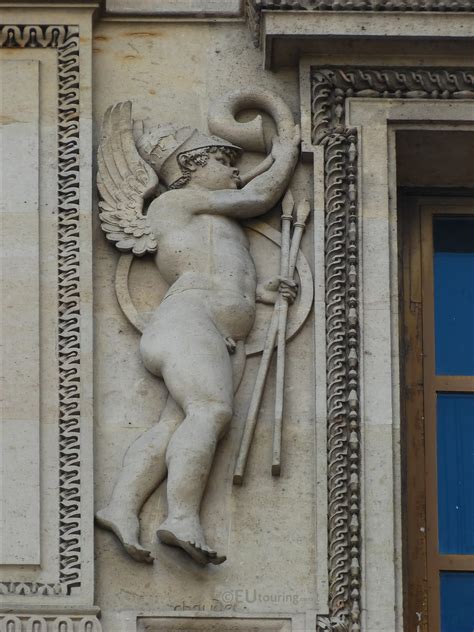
[259,11,474,67]
[247,0,474,46]
[138,616,292,631]
[105,0,243,16]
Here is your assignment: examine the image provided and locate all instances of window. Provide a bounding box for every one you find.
[401,198,474,632]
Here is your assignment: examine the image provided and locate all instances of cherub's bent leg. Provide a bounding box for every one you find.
[148,296,234,565]
[96,396,183,563]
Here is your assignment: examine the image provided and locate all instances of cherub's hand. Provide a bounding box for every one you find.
[278,276,298,304]
[271,125,301,163]
[256,276,299,305]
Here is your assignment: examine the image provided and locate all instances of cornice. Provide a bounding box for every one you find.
[247,0,474,46]
[250,0,474,8]
[104,0,243,17]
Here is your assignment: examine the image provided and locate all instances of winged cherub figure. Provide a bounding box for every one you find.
[96,102,300,566]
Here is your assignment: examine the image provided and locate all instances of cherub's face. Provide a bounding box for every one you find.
[189,150,241,191]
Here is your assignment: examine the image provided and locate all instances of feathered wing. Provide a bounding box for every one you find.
[97,101,159,256]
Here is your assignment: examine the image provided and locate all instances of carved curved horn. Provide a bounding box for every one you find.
[208,88,295,153]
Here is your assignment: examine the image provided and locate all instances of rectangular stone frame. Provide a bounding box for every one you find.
[0,10,101,631]
[306,65,474,632]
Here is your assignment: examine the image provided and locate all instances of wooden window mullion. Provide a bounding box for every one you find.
[401,196,428,632]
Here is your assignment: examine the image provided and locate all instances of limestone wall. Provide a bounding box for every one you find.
[1,2,473,631]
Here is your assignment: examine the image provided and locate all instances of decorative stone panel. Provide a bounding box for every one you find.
[0,7,100,630]
[0,21,84,598]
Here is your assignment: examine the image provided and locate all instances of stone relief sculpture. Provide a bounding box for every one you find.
[95,89,303,566]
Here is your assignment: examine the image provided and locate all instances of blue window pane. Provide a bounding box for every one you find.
[440,572,474,632]
[437,393,474,554]
[434,217,474,376]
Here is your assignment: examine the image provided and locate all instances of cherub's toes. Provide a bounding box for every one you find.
[128,544,154,564]
[209,553,227,565]
[191,540,205,552]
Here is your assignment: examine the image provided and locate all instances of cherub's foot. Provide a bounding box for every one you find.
[157,516,226,566]
[96,504,154,564]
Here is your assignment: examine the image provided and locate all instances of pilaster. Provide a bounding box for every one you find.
[1,3,101,628]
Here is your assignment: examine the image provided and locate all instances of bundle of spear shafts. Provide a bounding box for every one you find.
[233,190,311,484]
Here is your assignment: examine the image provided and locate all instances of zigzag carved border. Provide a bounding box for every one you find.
[0,24,81,597]
[311,66,474,631]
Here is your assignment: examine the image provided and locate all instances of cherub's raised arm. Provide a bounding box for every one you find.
[194,126,300,220]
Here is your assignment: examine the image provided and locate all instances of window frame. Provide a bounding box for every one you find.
[400,196,474,632]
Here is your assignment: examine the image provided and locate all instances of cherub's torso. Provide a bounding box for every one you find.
[147,191,258,339]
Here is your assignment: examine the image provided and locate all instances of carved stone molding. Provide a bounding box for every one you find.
[246,0,474,45]
[0,614,101,632]
[249,0,474,9]
[317,615,350,632]
[318,127,360,632]
[0,24,82,598]
[311,65,474,631]
[312,67,474,144]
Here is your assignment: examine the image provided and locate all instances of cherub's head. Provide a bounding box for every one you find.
[170,146,241,191]
[135,123,242,191]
